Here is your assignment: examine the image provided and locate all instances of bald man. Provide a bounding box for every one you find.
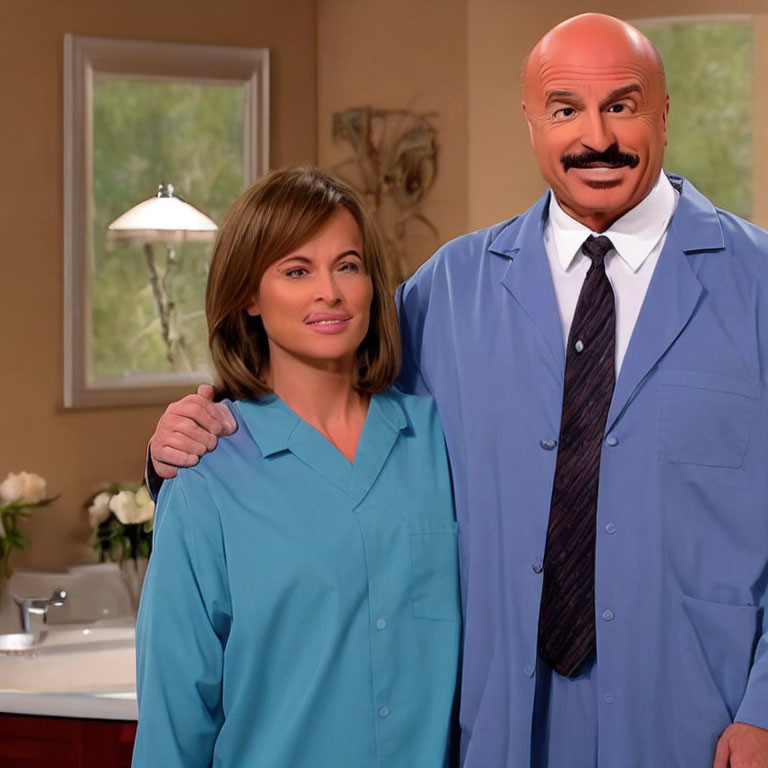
[148,14,768,768]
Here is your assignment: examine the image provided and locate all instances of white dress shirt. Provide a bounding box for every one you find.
[543,172,679,373]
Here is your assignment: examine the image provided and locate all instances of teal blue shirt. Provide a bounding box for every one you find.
[133,388,460,768]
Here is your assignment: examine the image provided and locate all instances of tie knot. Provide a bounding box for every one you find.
[581,235,614,267]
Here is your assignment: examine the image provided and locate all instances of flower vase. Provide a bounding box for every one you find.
[121,557,148,613]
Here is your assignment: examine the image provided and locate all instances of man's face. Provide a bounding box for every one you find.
[522,21,669,231]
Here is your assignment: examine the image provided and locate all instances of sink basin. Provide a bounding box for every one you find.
[0,644,136,693]
[0,622,136,693]
[0,623,134,655]
[0,567,138,696]
[38,624,134,651]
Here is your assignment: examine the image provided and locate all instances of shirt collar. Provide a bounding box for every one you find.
[235,394,302,458]
[235,390,409,459]
[547,171,679,273]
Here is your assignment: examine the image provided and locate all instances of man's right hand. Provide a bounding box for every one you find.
[149,384,238,479]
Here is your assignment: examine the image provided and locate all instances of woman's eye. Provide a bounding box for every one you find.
[285,267,308,278]
[339,261,361,273]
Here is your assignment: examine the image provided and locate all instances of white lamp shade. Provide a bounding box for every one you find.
[108,194,218,245]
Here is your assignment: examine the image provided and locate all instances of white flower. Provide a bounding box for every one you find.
[135,486,155,526]
[109,489,154,525]
[88,491,112,528]
[134,485,152,509]
[0,472,48,505]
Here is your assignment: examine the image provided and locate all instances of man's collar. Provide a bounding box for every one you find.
[546,171,679,272]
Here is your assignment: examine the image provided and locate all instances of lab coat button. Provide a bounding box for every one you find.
[376,618,387,631]
[540,438,557,451]
[602,609,615,622]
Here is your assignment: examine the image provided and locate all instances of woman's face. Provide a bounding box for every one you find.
[246,208,374,375]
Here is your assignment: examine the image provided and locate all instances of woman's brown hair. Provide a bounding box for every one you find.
[206,165,400,400]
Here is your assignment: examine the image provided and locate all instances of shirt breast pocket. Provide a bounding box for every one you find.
[410,522,460,622]
[658,369,757,468]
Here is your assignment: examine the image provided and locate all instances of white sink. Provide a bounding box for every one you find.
[0,622,134,654]
[0,630,136,693]
[37,623,135,652]
[0,565,138,698]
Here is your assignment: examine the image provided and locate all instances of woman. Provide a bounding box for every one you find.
[132,166,460,768]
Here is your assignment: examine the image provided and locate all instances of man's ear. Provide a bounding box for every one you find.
[521,101,536,147]
[662,93,670,147]
[245,297,260,317]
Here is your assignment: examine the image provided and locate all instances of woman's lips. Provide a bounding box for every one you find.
[305,313,352,333]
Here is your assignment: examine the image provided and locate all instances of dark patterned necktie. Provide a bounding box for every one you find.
[538,234,616,678]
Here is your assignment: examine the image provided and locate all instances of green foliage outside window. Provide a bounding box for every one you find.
[91,78,246,379]
[637,19,754,220]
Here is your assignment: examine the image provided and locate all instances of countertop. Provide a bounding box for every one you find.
[0,688,137,720]
[0,625,137,721]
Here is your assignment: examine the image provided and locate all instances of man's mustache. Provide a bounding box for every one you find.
[561,145,640,171]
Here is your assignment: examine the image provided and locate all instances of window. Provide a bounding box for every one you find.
[635,16,754,220]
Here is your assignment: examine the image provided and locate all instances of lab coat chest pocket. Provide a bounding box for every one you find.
[410,521,460,622]
[658,370,757,468]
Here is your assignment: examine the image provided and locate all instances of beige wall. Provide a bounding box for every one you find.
[0,0,317,567]
[317,0,468,267]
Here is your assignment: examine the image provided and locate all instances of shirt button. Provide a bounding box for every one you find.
[574,339,585,353]
[540,438,557,451]
[605,522,617,534]
[376,618,387,631]
[524,664,535,678]
[604,693,615,704]
[605,436,619,447]
[531,558,543,574]
[602,609,615,622]
[378,706,390,719]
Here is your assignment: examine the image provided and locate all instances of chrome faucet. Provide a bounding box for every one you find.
[14,588,68,634]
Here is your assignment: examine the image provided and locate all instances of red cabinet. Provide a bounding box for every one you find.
[0,714,136,768]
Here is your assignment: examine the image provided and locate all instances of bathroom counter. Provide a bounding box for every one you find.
[0,687,137,720]
[0,630,137,720]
